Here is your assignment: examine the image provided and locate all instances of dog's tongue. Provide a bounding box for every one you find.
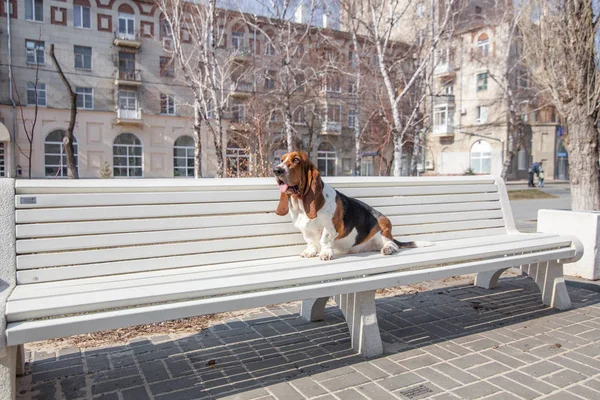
[279,183,289,193]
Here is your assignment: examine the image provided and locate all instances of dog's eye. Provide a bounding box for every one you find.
[293,157,300,164]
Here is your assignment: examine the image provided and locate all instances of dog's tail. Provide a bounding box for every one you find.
[393,239,435,248]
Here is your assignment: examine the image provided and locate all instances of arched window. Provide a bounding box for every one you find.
[231,23,245,50]
[118,4,135,40]
[477,33,489,57]
[470,140,491,174]
[44,130,78,178]
[174,135,195,177]
[317,142,336,177]
[264,30,276,56]
[226,139,250,177]
[113,133,143,177]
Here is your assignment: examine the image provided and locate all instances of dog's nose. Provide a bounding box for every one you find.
[273,167,284,175]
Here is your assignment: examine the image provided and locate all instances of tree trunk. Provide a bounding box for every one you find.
[284,94,294,152]
[49,44,78,179]
[500,123,522,180]
[567,117,600,210]
[193,102,203,178]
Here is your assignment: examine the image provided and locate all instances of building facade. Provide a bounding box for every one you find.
[0,0,388,179]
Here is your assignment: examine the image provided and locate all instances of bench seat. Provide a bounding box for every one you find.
[7,232,576,346]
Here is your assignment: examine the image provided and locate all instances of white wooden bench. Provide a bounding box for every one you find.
[0,176,582,397]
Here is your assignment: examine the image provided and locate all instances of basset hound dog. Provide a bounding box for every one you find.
[274,151,430,261]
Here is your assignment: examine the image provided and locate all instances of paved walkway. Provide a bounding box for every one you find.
[16,276,600,400]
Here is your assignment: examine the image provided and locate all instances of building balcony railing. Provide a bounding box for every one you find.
[321,121,342,135]
[231,47,253,61]
[114,31,142,48]
[116,108,143,125]
[432,123,455,136]
[230,82,253,97]
[434,63,455,77]
[115,70,142,86]
[434,94,455,105]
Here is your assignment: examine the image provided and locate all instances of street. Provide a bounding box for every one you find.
[508,182,572,233]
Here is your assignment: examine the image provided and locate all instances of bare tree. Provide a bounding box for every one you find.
[351,0,458,176]
[519,0,600,210]
[156,0,247,177]
[49,44,78,179]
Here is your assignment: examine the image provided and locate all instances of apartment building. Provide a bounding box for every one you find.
[0,0,386,179]
[424,1,567,179]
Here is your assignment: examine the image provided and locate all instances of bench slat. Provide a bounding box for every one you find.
[5,247,574,346]
[16,228,509,284]
[6,236,573,321]
[12,234,550,298]
[16,210,504,253]
[14,176,497,194]
[16,194,501,238]
[15,184,498,209]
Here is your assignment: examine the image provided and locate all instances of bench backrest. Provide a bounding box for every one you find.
[14,176,513,285]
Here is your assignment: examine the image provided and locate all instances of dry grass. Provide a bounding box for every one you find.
[508,189,557,200]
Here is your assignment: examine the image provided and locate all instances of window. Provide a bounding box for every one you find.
[326,75,341,93]
[264,70,276,89]
[443,83,454,95]
[470,140,491,174]
[76,87,93,109]
[476,105,488,124]
[25,0,43,22]
[518,70,531,89]
[160,94,175,115]
[160,18,172,40]
[174,136,195,177]
[477,34,489,57]
[231,102,245,123]
[74,46,92,69]
[26,40,44,65]
[118,90,138,119]
[74,5,91,29]
[44,130,78,178]
[418,30,425,46]
[327,104,342,123]
[27,82,46,106]
[293,107,305,124]
[113,133,143,177]
[518,148,527,171]
[0,143,5,177]
[476,72,488,92]
[295,74,305,91]
[160,57,174,77]
[349,81,357,95]
[349,50,357,68]
[231,31,244,50]
[317,142,336,177]
[416,2,425,18]
[348,109,357,128]
[433,105,453,128]
[269,108,280,122]
[118,13,135,39]
[265,40,275,56]
[226,140,250,177]
[361,157,374,176]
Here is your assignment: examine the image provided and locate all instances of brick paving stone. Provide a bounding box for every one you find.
[267,381,304,400]
[449,354,490,369]
[542,391,585,400]
[467,361,510,379]
[569,384,600,400]
[289,377,327,398]
[351,362,390,380]
[355,383,397,400]
[220,387,270,400]
[550,355,600,376]
[488,376,541,400]
[542,369,587,387]
[379,372,424,391]
[320,372,370,392]
[370,358,408,376]
[431,363,478,385]
[413,367,461,390]
[520,360,562,378]
[121,386,151,400]
[451,381,500,400]
[335,388,369,400]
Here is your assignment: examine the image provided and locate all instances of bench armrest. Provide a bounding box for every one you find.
[0,179,16,357]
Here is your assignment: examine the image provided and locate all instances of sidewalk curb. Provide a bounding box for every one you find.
[565,276,600,292]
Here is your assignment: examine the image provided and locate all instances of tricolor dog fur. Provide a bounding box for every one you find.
[274,151,430,261]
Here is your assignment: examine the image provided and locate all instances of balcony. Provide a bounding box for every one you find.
[434,63,455,78]
[232,47,252,62]
[116,108,143,125]
[432,124,455,136]
[115,70,142,86]
[230,82,253,97]
[434,94,455,105]
[114,31,142,48]
[321,121,342,135]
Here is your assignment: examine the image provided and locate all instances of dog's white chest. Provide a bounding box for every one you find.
[290,184,337,238]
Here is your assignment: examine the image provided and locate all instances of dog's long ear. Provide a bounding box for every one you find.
[275,192,290,216]
[302,167,325,219]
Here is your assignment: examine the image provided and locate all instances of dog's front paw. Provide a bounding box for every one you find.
[301,247,319,258]
[319,248,334,261]
[381,244,398,255]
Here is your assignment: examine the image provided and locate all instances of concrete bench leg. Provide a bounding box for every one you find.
[475,268,508,289]
[0,345,20,399]
[522,260,571,310]
[333,291,383,358]
[300,297,330,322]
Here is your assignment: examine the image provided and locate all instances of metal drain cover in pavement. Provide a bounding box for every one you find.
[399,384,434,399]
